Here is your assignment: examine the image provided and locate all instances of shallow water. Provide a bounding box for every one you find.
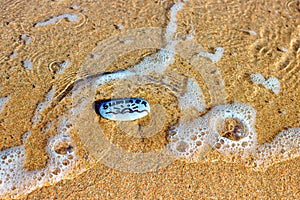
[0,0,299,199]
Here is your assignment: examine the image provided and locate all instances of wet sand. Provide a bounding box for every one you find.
[22,157,300,199]
[1,0,299,199]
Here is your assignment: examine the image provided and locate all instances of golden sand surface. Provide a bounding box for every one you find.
[0,0,299,199]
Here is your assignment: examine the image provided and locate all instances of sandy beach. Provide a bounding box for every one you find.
[0,0,299,199]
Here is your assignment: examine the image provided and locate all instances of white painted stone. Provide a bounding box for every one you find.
[95,98,150,121]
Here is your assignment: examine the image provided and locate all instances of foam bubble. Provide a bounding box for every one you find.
[94,70,135,87]
[70,5,79,10]
[23,60,33,70]
[198,47,224,63]
[130,49,175,75]
[185,24,195,41]
[32,87,56,125]
[251,73,280,94]
[21,34,33,45]
[94,2,184,79]
[167,101,300,171]
[90,53,99,59]
[208,102,257,157]
[167,116,216,162]
[263,77,280,94]
[34,14,78,27]
[21,131,31,143]
[117,24,124,30]
[165,2,184,44]
[0,97,9,113]
[168,102,257,160]
[253,128,300,170]
[0,119,80,199]
[240,29,257,36]
[250,73,265,84]
[178,78,206,112]
[57,60,70,74]
[130,2,184,75]
[9,51,18,59]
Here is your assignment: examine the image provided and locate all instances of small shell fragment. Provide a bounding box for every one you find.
[94,98,150,121]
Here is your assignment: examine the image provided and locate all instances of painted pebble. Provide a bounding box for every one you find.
[94,98,150,121]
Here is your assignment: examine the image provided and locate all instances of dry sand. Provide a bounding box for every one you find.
[0,0,299,199]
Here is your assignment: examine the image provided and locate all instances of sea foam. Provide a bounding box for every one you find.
[251,73,281,94]
[0,118,82,199]
[34,14,78,27]
[0,97,9,113]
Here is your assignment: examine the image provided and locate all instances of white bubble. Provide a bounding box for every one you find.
[23,60,33,70]
[251,73,280,94]
[32,87,56,125]
[21,34,33,45]
[198,47,224,63]
[34,14,78,27]
[0,97,9,113]
[208,102,257,157]
[178,78,206,112]
[253,128,300,170]
[0,119,81,199]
